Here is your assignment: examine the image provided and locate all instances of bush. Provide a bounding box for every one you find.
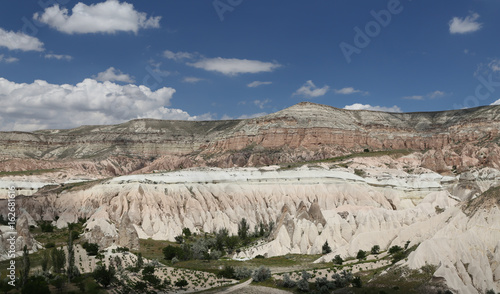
[352,276,362,288]
[356,250,366,260]
[389,245,403,254]
[282,273,296,288]
[163,245,184,261]
[333,254,343,265]
[234,267,252,280]
[371,245,380,254]
[218,265,235,279]
[93,264,115,288]
[252,266,271,282]
[322,241,332,254]
[297,272,310,292]
[175,279,188,289]
[45,242,55,248]
[39,221,54,233]
[82,242,99,256]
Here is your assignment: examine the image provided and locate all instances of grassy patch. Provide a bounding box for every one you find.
[0,168,60,176]
[280,149,414,170]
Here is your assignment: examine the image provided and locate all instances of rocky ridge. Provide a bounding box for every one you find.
[1,102,500,178]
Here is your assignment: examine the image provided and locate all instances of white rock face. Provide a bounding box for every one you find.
[8,165,500,293]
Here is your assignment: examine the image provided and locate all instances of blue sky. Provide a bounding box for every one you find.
[0,0,499,131]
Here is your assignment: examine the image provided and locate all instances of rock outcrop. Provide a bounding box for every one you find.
[1,102,500,177]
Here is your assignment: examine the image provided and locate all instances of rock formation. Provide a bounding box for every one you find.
[1,102,500,178]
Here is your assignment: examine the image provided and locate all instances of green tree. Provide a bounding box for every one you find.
[93,264,115,288]
[389,245,403,254]
[371,245,380,255]
[41,250,50,273]
[238,218,250,241]
[333,254,343,265]
[182,228,192,238]
[22,276,50,294]
[66,231,79,282]
[252,266,271,282]
[175,279,188,289]
[356,250,366,260]
[20,245,30,288]
[163,245,184,260]
[136,252,144,269]
[322,241,332,254]
[51,248,66,274]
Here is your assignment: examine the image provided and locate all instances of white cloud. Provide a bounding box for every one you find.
[0,28,44,51]
[182,77,204,83]
[0,55,19,63]
[344,103,402,113]
[402,95,424,100]
[253,99,271,109]
[334,87,368,95]
[45,54,73,61]
[0,77,210,131]
[163,50,194,61]
[402,91,448,100]
[188,57,281,76]
[34,0,161,34]
[428,90,446,99]
[247,81,272,88]
[93,67,135,83]
[449,12,482,34]
[292,80,329,98]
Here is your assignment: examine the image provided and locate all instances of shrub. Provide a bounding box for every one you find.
[234,267,252,280]
[371,245,380,254]
[175,279,188,289]
[252,266,271,282]
[82,242,99,256]
[356,250,366,260]
[218,265,235,279]
[296,272,311,292]
[333,255,343,265]
[163,245,184,261]
[93,264,115,288]
[352,276,362,288]
[39,221,54,233]
[282,273,296,288]
[45,242,55,248]
[322,241,332,254]
[389,245,403,254]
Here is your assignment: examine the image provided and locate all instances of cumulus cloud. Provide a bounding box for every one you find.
[164,50,194,61]
[94,67,135,83]
[182,77,204,83]
[0,55,19,63]
[45,54,73,61]
[428,90,446,99]
[449,12,482,34]
[0,77,210,131]
[188,57,281,76]
[247,81,272,88]
[0,28,44,51]
[334,87,368,95]
[292,80,329,98]
[33,0,161,34]
[344,103,402,113]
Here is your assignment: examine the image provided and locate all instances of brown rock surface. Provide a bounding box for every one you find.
[1,102,500,176]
